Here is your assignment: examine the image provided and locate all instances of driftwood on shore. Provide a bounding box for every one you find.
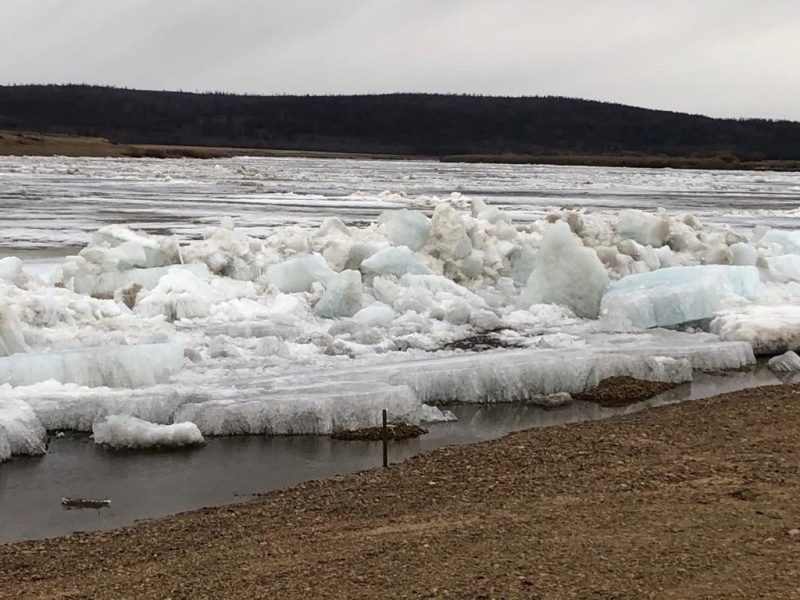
[61,497,111,510]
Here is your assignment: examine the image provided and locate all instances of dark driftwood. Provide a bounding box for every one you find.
[61,497,111,509]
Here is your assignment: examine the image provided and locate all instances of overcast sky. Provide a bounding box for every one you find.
[2,0,799,120]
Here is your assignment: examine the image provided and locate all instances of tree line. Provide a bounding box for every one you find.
[1,84,799,159]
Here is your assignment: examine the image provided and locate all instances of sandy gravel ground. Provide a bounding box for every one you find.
[2,384,800,599]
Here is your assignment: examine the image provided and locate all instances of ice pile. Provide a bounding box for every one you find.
[5,198,800,458]
[93,415,204,450]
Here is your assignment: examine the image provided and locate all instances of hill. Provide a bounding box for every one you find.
[1,85,799,161]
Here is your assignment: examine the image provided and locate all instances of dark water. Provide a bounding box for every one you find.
[0,368,784,544]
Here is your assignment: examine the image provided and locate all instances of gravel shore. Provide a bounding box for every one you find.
[2,383,800,599]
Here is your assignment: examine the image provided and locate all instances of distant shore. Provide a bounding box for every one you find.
[441,152,800,171]
[0,130,426,161]
[3,382,800,598]
[3,130,800,171]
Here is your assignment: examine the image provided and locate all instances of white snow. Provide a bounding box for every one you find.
[92,415,204,450]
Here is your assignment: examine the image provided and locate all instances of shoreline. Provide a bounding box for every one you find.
[3,130,800,171]
[3,383,799,598]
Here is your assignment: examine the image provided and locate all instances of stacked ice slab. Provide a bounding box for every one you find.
[601,265,761,330]
[0,344,184,388]
[4,330,755,440]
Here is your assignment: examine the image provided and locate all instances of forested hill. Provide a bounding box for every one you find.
[1,84,800,159]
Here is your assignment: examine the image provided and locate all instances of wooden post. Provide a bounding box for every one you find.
[382,409,388,468]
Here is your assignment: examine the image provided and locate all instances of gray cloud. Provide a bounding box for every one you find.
[2,0,799,120]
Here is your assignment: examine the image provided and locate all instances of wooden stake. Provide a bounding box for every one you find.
[382,409,388,468]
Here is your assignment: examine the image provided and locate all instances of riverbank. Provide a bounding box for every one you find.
[0,130,426,161]
[2,383,799,599]
[4,130,800,171]
[441,152,800,172]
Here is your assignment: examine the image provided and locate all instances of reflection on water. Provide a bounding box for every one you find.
[0,367,784,544]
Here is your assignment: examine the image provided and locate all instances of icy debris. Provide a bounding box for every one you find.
[0,343,183,388]
[361,247,433,278]
[767,351,800,373]
[711,305,800,355]
[13,382,190,432]
[617,209,670,248]
[418,404,457,423]
[314,270,363,319]
[508,247,537,286]
[601,265,760,330]
[0,307,31,357]
[353,304,397,327]
[423,203,473,261]
[766,255,800,283]
[135,269,218,321]
[291,331,753,405]
[392,350,692,404]
[5,201,798,448]
[266,254,336,293]
[0,398,47,461]
[380,209,431,251]
[90,225,169,269]
[92,415,204,450]
[2,335,754,436]
[757,229,800,254]
[520,221,609,318]
[174,382,421,436]
[0,257,25,285]
[182,225,277,280]
[730,243,758,267]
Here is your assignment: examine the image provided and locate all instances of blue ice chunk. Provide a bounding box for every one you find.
[601,265,760,329]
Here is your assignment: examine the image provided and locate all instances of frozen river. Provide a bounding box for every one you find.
[2,156,800,254]
[1,156,800,541]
